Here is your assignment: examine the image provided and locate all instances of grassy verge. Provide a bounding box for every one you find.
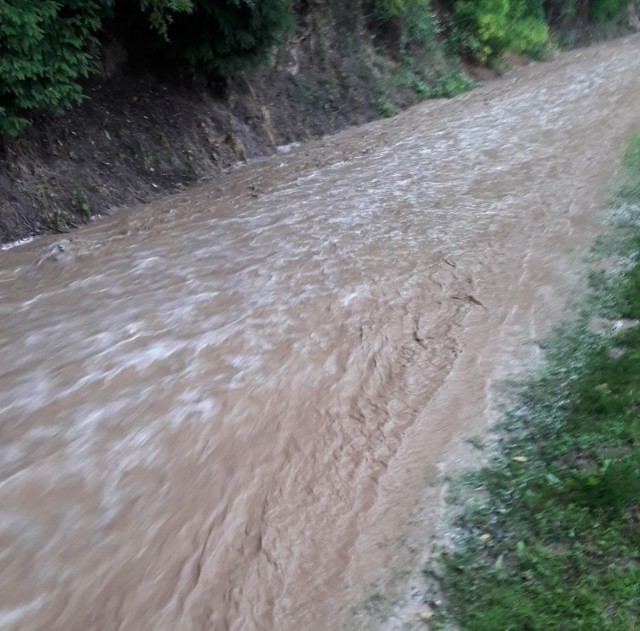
[433,134,640,630]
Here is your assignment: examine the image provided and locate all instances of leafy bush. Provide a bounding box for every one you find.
[506,3,551,58]
[448,0,549,62]
[0,0,295,139]
[0,0,109,138]
[430,69,474,96]
[368,0,440,55]
[114,0,295,77]
[137,0,193,37]
[176,0,294,75]
[451,0,510,62]
[589,0,630,22]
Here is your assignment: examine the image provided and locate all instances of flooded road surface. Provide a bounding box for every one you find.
[2,36,640,631]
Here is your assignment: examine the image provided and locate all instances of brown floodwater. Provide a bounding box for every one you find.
[1,35,639,631]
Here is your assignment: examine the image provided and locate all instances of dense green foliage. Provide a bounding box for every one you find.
[447,0,548,62]
[0,0,108,137]
[369,0,475,104]
[0,0,294,139]
[589,0,630,21]
[436,134,640,630]
[136,0,295,76]
[443,0,639,62]
[137,0,193,38]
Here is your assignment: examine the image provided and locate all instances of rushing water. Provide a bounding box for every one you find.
[1,36,639,631]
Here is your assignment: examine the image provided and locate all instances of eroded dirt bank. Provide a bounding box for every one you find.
[0,4,422,245]
[1,35,640,631]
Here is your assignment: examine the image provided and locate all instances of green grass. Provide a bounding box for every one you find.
[434,134,640,630]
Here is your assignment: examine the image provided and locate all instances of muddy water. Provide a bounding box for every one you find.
[1,36,640,631]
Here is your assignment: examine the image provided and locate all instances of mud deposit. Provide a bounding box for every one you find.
[1,36,640,631]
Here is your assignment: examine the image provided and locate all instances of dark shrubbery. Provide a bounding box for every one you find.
[148,0,295,76]
[0,0,109,137]
[0,0,295,139]
[589,0,630,21]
